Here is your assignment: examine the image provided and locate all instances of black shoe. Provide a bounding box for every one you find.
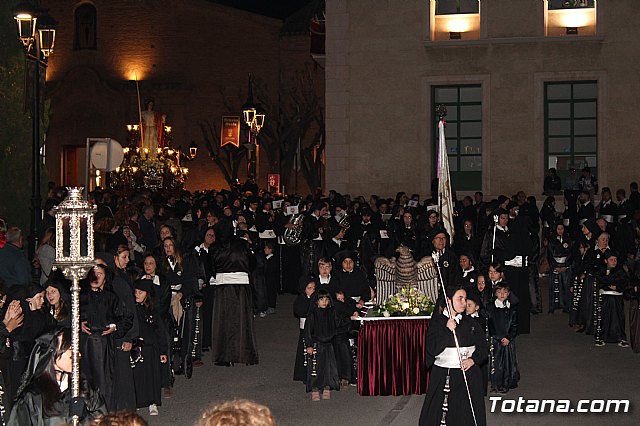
[214,361,232,367]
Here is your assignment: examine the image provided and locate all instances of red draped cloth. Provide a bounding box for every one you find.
[357,318,430,396]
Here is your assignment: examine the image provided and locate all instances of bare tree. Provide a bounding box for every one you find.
[199,119,245,187]
[253,65,324,193]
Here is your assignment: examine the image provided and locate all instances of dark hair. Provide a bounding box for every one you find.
[488,261,505,275]
[494,281,510,292]
[37,328,72,416]
[162,237,183,272]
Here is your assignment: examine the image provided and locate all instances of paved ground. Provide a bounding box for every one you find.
[143,280,640,426]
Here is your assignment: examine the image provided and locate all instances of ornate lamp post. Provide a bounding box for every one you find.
[14,2,58,258]
[242,74,266,180]
[52,188,96,426]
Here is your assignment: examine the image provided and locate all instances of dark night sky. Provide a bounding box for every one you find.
[211,0,316,20]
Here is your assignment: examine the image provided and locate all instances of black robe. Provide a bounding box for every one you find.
[419,313,487,426]
[8,378,106,426]
[293,293,313,382]
[304,305,340,392]
[80,286,132,411]
[595,266,628,343]
[487,300,520,391]
[333,268,371,302]
[210,237,259,364]
[133,303,168,408]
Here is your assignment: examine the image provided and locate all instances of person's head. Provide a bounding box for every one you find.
[497,211,509,228]
[143,253,158,275]
[582,166,591,176]
[318,258,332,277]
[477,273,486,292]
[146,99,154,110]
[554,223,565,237]
[569,167,577,176]
[581,222,592,236]
[516,191,527,205]
[89,411,149,426]
[163,237,177,257]
[578,241,590,256]
[631,182,639,192]
[312,201,327,217]
[53,328,73,375]
[596,232,609,250]
[495,282,510,302]
[432,230,448,251]
[462,219,473,235]
[474,191,483,204]
[579,191,590,203]
[616,188,626,202]
[142,205,154,220]
[39,227,55,248]
[341,256,355,273]
[448,287,467,315]
[465,291,481,315]
[134,279,153,305]
[601,187,612,202]
[548,167,557,176]
[596,217,607,231]
[427,210,439,227]
[263,242,274,256]
[459,254,473,271]
[402,211,413,227]
[316,289,331,309]
[113,245,130,270]
[203,228,216,247]
[206,211,218,226]
[303,280,316,297]
[335,289,345,302]
[159,224,173,241]
[88,264,107,291]
[5,227,24,248]
[195,399,275,426]
[26,284,45,311]
[605,251,618,269]
[488,262,504,282]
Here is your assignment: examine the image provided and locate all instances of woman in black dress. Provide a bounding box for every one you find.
[419,287,487,426]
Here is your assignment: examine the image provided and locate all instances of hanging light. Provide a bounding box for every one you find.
[14,3,37,50]
[37,11,57,58]
[189,141,198,159]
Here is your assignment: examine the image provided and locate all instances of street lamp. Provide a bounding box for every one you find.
[14,2,57,259]
[242,74,266,180]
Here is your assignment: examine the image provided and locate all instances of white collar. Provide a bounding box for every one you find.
[497,224,508,232]
[495,299,510,309]
[266,253,273,260]
[463,266,475,277]
[319,275,331,283]
[145,274,161,286]
[443,308,463,324]
[469,311,479,318]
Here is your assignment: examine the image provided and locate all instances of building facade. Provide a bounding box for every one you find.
[41,0,323,192]
[325,0,636,198]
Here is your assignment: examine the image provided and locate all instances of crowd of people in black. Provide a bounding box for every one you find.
[1,174,640,424]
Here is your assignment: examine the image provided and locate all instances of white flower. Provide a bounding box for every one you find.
[412,307,420,315]
[383,310,391,317]
[401,302,410,310]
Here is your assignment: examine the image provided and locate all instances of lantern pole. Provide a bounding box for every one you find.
[53,188,96,426]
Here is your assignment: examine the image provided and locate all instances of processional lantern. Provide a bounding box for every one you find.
[52,187,96,426]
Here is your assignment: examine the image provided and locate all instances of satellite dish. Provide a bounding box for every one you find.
[90,139,124,171]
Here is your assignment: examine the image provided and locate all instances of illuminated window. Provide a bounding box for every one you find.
[430,0,481,41]
[74,4,97,50]
[548,0,594,10]
[545,0,597,37]
[545,81,597,180]
[433,85,482,190]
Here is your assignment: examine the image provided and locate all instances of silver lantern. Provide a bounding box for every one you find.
[52,187,96,426]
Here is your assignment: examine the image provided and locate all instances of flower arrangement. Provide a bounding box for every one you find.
[369,287,435,317]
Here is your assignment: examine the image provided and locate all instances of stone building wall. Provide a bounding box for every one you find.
[326,0,639,199]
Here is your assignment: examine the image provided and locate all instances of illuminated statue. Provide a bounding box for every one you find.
[141,99,166,158]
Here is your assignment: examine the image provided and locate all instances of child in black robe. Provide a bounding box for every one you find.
[334,289,358,387]
[304,288,340,401]
[293,278,315,382]
[132,279,168,416]
[595,251,629,347]
[466,289,488,396]
[487,282,519,394]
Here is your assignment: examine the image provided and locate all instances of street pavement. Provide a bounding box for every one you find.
[144,281,640,426]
